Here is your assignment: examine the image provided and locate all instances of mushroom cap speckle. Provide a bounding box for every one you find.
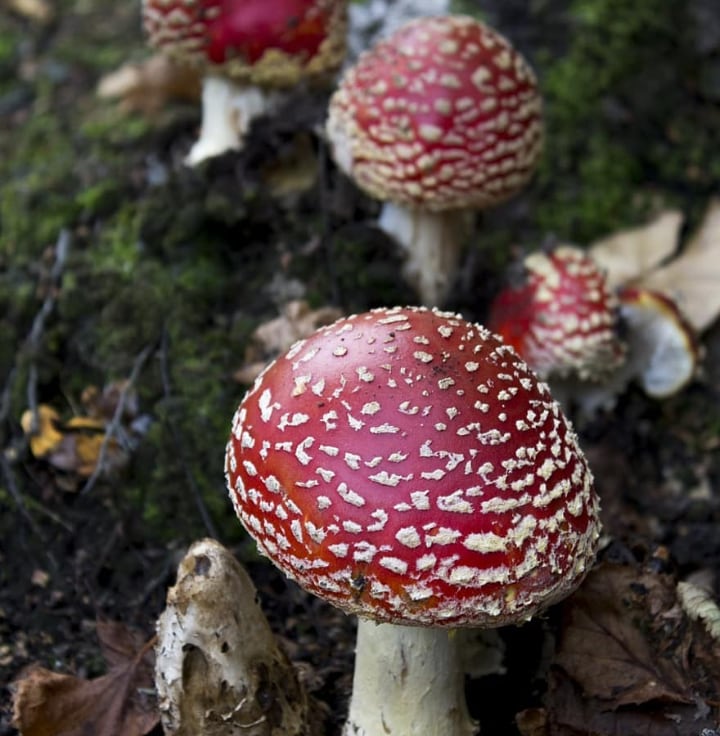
[326,15,543,211]
[489,245,627,382]
[225,306,600,627]
[142,0,347,87]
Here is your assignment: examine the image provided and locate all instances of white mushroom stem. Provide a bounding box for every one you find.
[378,202,472,307]
[185,76,281,166]
[343,619,478,736]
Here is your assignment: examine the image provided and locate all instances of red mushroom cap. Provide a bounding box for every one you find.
[225,306,600,627]
[326,15,543,211]
[488,245,626,382]
[143,0,347,86]
[618,286,699,398]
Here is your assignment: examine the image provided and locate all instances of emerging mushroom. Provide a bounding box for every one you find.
[225,306,600,735]
[488,245,627,383]
[143,0,348,165]
[326,15,543,306]
[155,538,321,735]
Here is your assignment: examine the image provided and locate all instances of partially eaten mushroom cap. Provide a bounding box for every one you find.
[326,15,543,306]
[225,305,600,734]
[143,0,348,164]
[618,286,699,398]
[488,245,627,382]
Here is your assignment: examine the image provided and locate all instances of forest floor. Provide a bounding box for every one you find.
[1,2,720,735]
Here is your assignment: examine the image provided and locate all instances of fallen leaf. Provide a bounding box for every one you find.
[515,707,549,736]
[20,405,64,458]
[5,0,53,23]
[12,624,158,736]
[97,53,201,116]
[21,382,143,484]
[81,380,139,423]
[45,427,126,480]
[547,668,713,736]
[234,300,343,384]
[545,559,720,734]
[555,563,692,707]
[589,209,683,289]
[640,199,720,332]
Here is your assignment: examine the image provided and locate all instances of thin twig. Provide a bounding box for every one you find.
[80,342,156,496]
[0,230,71,560]
[26,229,71,432]
[158,328,218,538]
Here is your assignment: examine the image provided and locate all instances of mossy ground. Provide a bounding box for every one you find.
[1,1,720,734]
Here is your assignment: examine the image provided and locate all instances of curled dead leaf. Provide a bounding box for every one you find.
[97,53,201,116]
[546,559,720,734]
[21,383,145,486]
[640,199,720,333]
[12,623,157,736]
[5,0,53,23]
[234,300,343,384]
[589,209,683,289]
[21,405,64,458]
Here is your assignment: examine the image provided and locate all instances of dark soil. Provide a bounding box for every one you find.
[2,2,720,735]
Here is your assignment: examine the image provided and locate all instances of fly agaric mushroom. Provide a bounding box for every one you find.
[143,0,348,165]
[488,245,626,383]
[617,286,698,398]
[326,15,543,306]
[225,306,600,735]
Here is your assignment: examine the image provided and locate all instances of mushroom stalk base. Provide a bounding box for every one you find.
[343,619,478,736]
[378,202,471,307]
[185,76,279,166]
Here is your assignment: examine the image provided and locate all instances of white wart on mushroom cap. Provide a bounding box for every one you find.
[326,15,543,212]
[225,307,600,628]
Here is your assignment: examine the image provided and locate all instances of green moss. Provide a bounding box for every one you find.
[533,0,718,242]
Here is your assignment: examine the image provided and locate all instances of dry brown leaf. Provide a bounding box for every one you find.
[515,707,549,736]
[555,563,692,707]
[81,380,139,423]
[588,209,683,289]
[234,300,343,384]
[12,624,158,736]
[547,669,713,736]
[43,427,126,480]
[640,199,720,332]
[5,0,53,22]
[97,53,201,116]
[546,559,720,734]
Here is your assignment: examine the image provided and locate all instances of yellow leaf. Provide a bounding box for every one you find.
[20,406,64,458]
[63,416,106,432]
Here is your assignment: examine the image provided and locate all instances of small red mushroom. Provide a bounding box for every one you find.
[143,0,348,164]
[488,245,626,382]
[326,15,543,306]
[225,305,600,734]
